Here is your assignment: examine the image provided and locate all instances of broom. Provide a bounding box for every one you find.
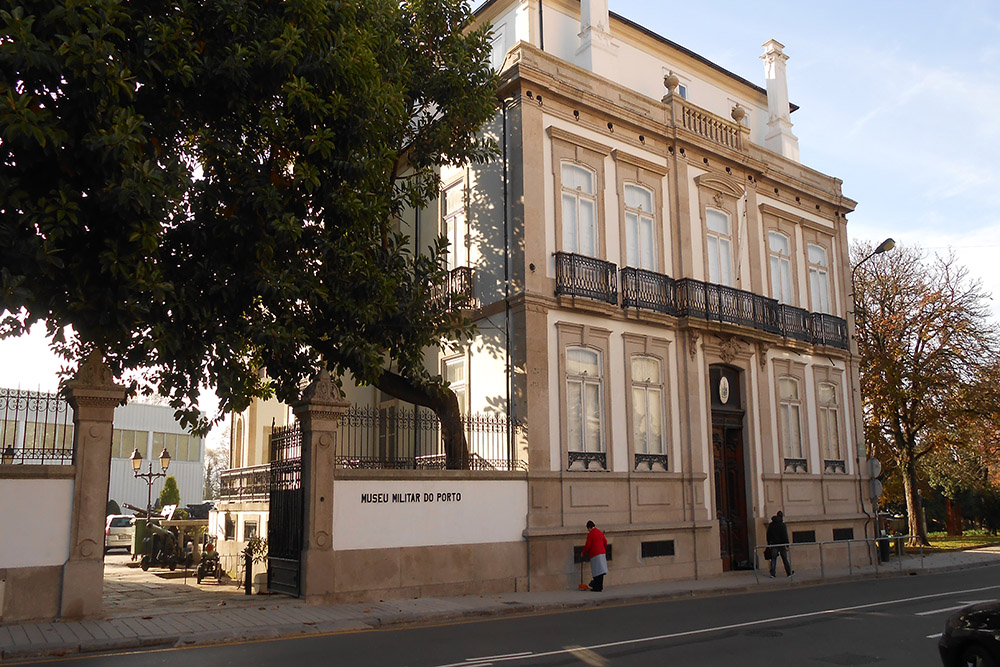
[578,558,589,590]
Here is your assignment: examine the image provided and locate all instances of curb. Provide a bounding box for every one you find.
[3,558,998,662]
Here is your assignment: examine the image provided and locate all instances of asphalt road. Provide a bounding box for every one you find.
[14,565,1000,667]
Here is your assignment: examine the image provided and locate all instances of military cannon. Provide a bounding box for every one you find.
[139,522,188,571]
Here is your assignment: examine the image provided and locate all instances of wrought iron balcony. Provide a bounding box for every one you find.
[567,451,607,471]
[555,252,618,305]
[810,313,849,349]
[634,453,669,472]
[777,304,811,343]
[620,267,677,315]
[824,459,847,474]
[675,278,781,333]
[783,458,808,473]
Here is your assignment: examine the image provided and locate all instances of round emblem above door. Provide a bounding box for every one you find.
[719,376,730,404]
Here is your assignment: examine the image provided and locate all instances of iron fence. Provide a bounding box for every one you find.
[810,312,849,349]
[338,405,525,471]
[555,252,618,304]
[0,388,75,465]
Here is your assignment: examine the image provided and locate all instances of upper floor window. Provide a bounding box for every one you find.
[561,162,598,257]
[624,184,656,270]
[442,182,466,271]
[443,356,468,417]
[768,231,793,304]
[808,244,831,314]
[566,347,604,453]
[778,376,804,464]
[705,209,733,286]
[631,355,665,456]
[817,382,841,463]
[489,25,507,71]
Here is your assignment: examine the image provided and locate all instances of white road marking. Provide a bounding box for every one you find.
[564,645,609,666]
[433,583,1000,667]
[927,633,942,639]
[916,600,993,616]
[466,653,532,661]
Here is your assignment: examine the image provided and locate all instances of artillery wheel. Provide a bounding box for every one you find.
[140,556,150,571]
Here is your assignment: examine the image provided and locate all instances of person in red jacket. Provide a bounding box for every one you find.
[581,520,608,592]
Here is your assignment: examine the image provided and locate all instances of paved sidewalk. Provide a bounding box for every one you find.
[2,547,999,661]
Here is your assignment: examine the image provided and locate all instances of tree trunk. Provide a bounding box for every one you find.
[902,452,930,546]
[945,498,964,536]
[374,369,469,470]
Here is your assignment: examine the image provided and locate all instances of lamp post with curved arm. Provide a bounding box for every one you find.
[848,237,895,549]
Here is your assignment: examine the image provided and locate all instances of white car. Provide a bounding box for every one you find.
[105,514,134,553]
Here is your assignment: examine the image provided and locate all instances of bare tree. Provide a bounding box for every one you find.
[853,243,999,545]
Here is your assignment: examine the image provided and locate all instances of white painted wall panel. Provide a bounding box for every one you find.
[332,480,527,550]
[0,478,72,568]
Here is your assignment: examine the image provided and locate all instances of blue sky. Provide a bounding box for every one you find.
[610,0,1000,317]
[3,0,998,395]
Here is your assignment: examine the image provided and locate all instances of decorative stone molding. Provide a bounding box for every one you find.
[757,342,771,369]
[688,331,701,358]
[69,350,116,389]
[717,336,746,364]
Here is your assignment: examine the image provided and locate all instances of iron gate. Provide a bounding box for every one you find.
[267,424,303,596]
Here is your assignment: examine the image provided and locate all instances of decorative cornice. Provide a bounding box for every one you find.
[611,148,669,176]
[694,173,745,198]
[547,125,613,156]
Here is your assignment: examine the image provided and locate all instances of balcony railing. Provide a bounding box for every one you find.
[219,464,271,502]
[555,252,617,305]
[675,278,781,333]
[445,266,473,305]
[621,267,677,315]
[810,313,849,349]
[557,262,850,350]
[567,451,607,471]
[679,102,743,151]
[778,304,811,343]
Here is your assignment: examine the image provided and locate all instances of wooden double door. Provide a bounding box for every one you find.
[710,365,751,571]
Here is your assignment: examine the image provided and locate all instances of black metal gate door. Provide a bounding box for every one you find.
[267,425,303,597]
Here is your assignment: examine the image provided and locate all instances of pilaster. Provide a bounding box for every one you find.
[291,371,350,603]
[61,351,126,619]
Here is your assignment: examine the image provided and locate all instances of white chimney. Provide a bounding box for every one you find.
[761,39,800,162]
[577,0,617,76]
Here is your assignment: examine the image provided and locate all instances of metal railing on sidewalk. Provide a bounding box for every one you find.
[752,535,925,584]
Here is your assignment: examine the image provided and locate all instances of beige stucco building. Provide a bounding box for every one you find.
[215,0,875,602]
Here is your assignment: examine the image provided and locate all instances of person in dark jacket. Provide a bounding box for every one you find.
[766,511,793,578]
[581,521,608,592]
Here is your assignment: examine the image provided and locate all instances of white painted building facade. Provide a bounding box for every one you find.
[221,0,874,601]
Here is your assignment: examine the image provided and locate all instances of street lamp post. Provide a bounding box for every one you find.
[130,447,172,519]
[848,237,895,550]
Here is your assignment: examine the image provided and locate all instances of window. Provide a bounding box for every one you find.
[442,182,466,271]
[244,520,258,541]
[112,429,145,459]
[561,162,598,257]
[224,514,235,541]
[624,184,656,270]
[818,382,842,464]
[833,528,854,541]
[677,83,687,99]
[808,244,831,314]
[705,209,733,286]
[631,355,664,456]
[778,377,804,467]
[490,25,507,71]
[566,347,604,453]
[443,356,468,417]
[641,540,675,558]
[768,231,793,304]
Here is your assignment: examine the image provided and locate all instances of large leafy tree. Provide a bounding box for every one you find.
[853,242,999,545]
[1,0,498,466]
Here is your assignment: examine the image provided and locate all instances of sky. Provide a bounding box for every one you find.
[610,0,1000,318]
[1,0,998,425]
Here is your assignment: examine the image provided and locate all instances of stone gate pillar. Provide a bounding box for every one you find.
[292,371,350,603]
[62,351,126,618]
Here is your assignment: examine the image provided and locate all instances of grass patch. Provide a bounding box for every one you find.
[920,532,1000,552]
